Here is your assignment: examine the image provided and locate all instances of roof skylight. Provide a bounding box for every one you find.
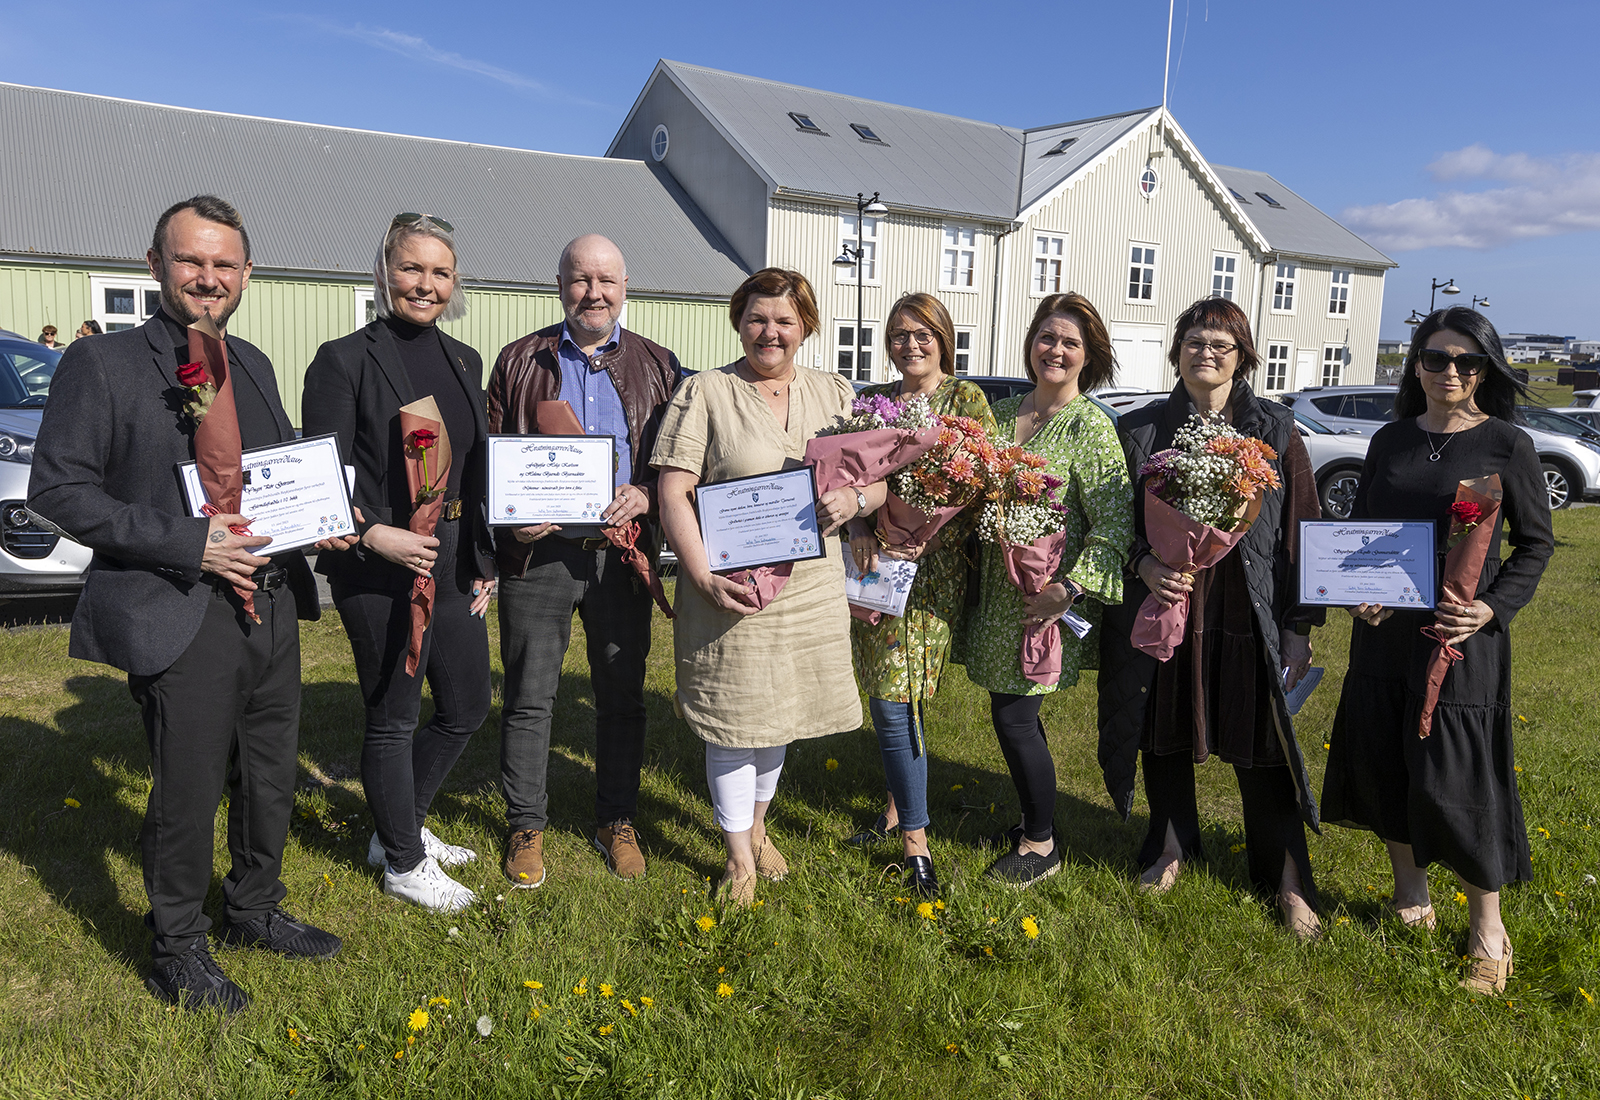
[1229,187,1251,204]
[788,112,828,135]
[1043,137,1078,156]
[1255,191,1284,208]
[850,122,887,144]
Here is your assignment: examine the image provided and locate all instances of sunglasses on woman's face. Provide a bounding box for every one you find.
[1418,349,1490,375]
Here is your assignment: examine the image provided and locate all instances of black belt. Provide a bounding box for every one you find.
[211,566,289,591]
[557,534,611,550]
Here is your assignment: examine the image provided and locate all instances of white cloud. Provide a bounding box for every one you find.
[1343,144,1600,251]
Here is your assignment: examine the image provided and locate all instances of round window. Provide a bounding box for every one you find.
[651,124,669,162]
[1139,166,1159,198]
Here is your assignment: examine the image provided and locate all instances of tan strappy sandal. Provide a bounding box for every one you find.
[1459,936,1513,994]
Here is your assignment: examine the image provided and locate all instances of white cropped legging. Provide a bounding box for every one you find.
[705,743,787,833]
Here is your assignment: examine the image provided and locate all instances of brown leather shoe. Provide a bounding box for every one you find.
[502,828,546,889]
[593,820,646,880]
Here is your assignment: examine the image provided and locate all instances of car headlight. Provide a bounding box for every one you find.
[0,430,36,464]
[1579,438,1600,456]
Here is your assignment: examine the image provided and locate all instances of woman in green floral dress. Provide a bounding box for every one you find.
[843,293,996,897]
[958,293,1133,886]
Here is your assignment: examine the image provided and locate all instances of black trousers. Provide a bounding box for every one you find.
[989,692,1056,843]
[1139,749,1319,908]
[333,519,490,873]
[497,537,651,833]
[128,583,300,966]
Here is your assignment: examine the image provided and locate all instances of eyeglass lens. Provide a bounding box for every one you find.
[890,331,935,347]
[1183,340,1236,355]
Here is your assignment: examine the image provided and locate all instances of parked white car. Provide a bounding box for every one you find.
[1552,406,1600,432]
[0,332,92,596]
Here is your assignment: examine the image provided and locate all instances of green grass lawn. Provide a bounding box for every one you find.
[3,513,1598,1099]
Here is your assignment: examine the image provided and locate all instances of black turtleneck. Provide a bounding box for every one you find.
[156,308,277,449]
[384,315,472,492]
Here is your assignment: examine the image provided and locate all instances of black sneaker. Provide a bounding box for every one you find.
[984,842,1062,887]
[979,822,1026,850]
[220,907,342,959]
[845,813,898,847]
[146,944,250,1013]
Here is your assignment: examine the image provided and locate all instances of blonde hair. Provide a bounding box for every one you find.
[372,216,468,323]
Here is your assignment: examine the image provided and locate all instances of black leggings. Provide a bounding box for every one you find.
[989,693,1055,843]
[1140,749,1318,909]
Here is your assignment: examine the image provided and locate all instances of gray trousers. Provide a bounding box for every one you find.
[497,538,651,832]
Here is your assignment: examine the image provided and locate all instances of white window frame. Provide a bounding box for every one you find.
[1322,344,1346,387]
[90,273,162,333]
[834,318,879,382]
[1272,261,1298,314]
[836,212,881,285]
[953,326,975,375]
[1031,232,1066,296]
[1264,342,1292,394]
[355,287,377,330]
[940,224,978,292]
[1327,268,1352,317]
[1210,251,1238,301]
[1126,242,1159,305]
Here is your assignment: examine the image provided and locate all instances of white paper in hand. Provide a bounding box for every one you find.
[1059,607,1093,640]
[844,551,918,617]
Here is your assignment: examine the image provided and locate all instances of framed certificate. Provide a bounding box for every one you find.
[1298,520,1436,607]
[695,467,825,573]
[177,433,355,555]
[487,435,616,526]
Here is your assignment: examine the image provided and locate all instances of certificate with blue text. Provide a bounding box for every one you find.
[487,435,616,526]
[1298,521,1436,608]
[177,433,355,555]
[695,467,824,573]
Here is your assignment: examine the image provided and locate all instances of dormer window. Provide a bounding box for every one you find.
[1229,187,1251,204]
[789,112,828,135]
[1042,137,1078,156]
[850,123,887,145]
[1255,191,1284,208]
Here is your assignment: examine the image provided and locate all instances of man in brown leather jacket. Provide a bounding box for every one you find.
[486,234,682,887]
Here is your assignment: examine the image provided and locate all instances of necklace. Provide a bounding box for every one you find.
[1423,427,1457,463]
[744,363,794,397]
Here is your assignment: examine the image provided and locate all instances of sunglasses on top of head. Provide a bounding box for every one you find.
[390,212,455,234]
[1418,349,1491,375]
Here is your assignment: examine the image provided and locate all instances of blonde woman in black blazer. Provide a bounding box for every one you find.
[303,213,495,912]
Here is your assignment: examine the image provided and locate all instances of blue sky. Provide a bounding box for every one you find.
[4,0,1596,341]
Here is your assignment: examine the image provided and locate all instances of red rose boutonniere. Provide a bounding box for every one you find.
[177,361,217,426]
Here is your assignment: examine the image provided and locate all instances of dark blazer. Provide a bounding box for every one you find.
[301,319,494,594]
[27,317,319,677]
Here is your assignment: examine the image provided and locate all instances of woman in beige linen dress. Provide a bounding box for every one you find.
[654,268,883,906]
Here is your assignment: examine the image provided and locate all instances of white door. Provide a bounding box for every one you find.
[1295,349,1315,390]
[1110,322,1168,391]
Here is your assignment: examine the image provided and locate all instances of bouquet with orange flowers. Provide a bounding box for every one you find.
[977,442,1073,685]
[1131,412,1281,661]
[878,413,993,547]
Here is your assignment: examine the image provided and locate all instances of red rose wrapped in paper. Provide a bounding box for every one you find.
[1418,475,1503,738]
[399,399,453,676]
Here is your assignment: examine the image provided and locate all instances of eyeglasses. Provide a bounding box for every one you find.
[1182,339,1237,356]
[889,330,936,348]
[1418,349,1489,375]
[390,212,455,234]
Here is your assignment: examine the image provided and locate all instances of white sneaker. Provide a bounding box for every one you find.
[368,827,479,868]
[382,855,476,912]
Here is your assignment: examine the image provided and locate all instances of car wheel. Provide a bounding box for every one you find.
[1317,467,1362,521]
[1541,461,1573,510]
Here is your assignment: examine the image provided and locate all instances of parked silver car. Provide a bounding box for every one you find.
[0,332,92,595]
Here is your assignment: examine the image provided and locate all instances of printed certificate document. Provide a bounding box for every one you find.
[695,468,824,573]
[487,435,616,526]
[1298,520,1436,607]
[178,433,354,554]
[844,551,917,617]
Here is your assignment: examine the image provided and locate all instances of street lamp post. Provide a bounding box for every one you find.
[832,191,888,382]
[1428,277,1461,312]
[1472,295,1492,310]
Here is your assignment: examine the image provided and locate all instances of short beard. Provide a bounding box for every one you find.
[564,310,618,345]
[159,283,241,328]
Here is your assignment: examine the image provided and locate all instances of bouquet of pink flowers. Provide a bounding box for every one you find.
[878,413,993,547]
[1131,412,1281,661]
[805,392,941,496]
[976,443,1073,685]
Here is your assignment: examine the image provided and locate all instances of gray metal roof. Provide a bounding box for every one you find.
[640,61,1028,221]
[1210,165,1396,269]
[1019,109,1159,212]
[0,82,748,296]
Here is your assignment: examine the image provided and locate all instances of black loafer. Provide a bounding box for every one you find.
[845,813,898,847]
[905,855,940,898]
[220,907,342,959]
[146,944,249,1014]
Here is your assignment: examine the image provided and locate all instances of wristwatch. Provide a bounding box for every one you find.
[854,489,868,515]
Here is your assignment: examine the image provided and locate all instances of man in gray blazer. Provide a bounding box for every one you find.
[28,195,346,1013]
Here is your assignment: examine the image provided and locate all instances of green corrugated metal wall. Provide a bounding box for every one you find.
[1,263,740,426]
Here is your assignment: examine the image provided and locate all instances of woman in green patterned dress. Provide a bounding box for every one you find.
[958,293,1133,886]
[843,293,996,897]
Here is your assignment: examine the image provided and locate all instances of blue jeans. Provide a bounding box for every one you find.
[869,698,930,833]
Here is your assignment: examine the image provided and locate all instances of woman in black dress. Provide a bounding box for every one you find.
[303,214,496,912]
[1322,307,1553,993]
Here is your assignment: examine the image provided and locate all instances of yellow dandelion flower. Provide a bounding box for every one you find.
[356,1044,365,1051]
[598,1024,614,1035]
[1514,765,1523,773]
[323,873,332,886]
[945,1043,959,1053]
[754,899,765,907]
[287,1026,300,1044]
[1555,890,1566,898]
[406,1036,415,1046]
[63,797,80,809]
[524,980,543,990]
[599,984,614,998]
[528,1008,542,1019]
[717,966,725,973]
[934,899,946,910]
[1336,917,1350,926]
[407,1009,428,1032]
[1021,915,1040,939]
[1323,743,1331,751]
[696,915,715,932]
[1537,827,1551,838]
[989,803,996,813]
[1229,843,1246,853]
[428,996,450,1006]
[1455,891,1468,905]
[825,758,839,771]
[1580,988,1593,1004]
[639,996,654,1007]
[716,982,734,998]
[950,784,963,791]
[574,979,588,995]
[983,946,994,957]
[394,1052,403,1060]
[916,902,935,919]
[622,1000,638,1017]
[518,871,530,881]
